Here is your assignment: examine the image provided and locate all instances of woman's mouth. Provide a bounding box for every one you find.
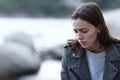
[79,41,87,45]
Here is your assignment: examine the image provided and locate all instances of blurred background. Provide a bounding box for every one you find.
[0,0,120,80]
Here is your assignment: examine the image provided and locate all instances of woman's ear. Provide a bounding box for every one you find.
[97,29,100,33]
[97,24,102,33]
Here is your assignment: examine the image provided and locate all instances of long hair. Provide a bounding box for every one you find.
[68,2,120,53]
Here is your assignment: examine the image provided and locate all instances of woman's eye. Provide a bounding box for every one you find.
[82,30,88,33]
[73,29,88,33]
[73,30,78,33]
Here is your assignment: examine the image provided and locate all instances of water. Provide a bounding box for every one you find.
[104,9,120,39]
[0,18,74,49]
[19,60,61,80]
[36,60,61,80]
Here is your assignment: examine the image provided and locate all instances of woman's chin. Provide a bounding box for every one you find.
[81,45,89,48]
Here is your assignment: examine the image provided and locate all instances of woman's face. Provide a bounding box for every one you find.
[72,18,100,50]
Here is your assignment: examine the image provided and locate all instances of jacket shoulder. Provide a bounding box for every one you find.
[63,43,72,58]
[64,44,70,48]
[115,43,120,53]
[115,43,120,47]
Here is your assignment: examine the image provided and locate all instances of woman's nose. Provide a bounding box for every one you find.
[76,32,84,40]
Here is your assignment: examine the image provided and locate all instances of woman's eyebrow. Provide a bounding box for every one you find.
[74,28,87,31]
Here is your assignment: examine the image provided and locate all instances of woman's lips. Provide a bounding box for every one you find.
[79,41,87,45]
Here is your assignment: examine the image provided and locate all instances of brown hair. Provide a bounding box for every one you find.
[68,2,120,53]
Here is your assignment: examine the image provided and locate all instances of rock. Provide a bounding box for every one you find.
[0,32,40,80]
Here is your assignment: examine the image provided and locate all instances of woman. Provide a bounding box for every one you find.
[61,2,120,80]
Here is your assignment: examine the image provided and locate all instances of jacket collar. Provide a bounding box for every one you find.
[103,44,120,80]
[70,48,83,58]
[106,44,120,61]
[69,49,91,80]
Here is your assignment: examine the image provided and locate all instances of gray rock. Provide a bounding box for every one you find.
[0,32,40,80]
[39,44,64,61]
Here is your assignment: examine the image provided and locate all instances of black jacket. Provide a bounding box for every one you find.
[61,43,120,80]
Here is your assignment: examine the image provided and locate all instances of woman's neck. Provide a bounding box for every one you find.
[87,46,105,53]
[87,42,105,53]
